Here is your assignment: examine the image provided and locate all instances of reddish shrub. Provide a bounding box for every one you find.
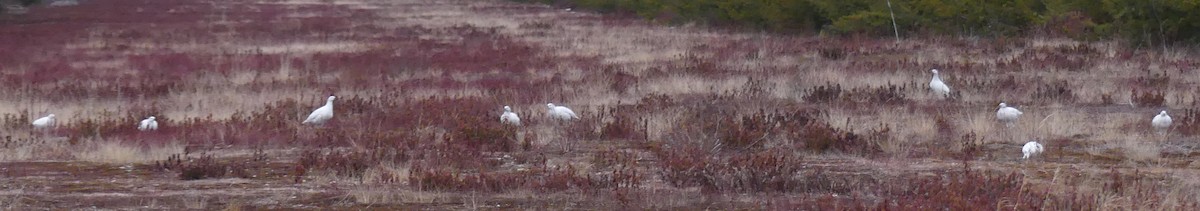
[878,170,1095,210]
[1033,80,1076,103]
[844,84,910,104]
[802,83,843,103]
[654,147,801,193]
[1131,88,1165,107]
[599,106,646,140]
[408,163,463,191]
[1176,108,1200,136]
[168,153,226,180]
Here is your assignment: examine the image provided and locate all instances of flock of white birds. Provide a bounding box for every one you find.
[19,68,1173,162]
[292,95,578,127]
[496,103,579,125]
[928,69,1173,160]
[28,94,579,132]
[31,114,158,131]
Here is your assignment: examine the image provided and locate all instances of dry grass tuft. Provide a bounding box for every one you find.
[74,141,184,164]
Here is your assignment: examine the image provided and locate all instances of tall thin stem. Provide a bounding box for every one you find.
[887,0,900,43]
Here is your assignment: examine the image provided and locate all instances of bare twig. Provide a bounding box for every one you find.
[887,0,900,43]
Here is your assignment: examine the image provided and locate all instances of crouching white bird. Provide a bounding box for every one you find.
[546,103,579,121]
[1022,141,1044,159]
[1152,110,1172,133]
[996,103,1023,127]
[32,114,56,129]
[929,69,950,98]
[500,106,521,126]
[303,95,336,125]
[138,116,158,131]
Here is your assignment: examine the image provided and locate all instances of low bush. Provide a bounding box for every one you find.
[1033,80,1075,104]
[878,170,1091,210]
[1175,109,1200,136]
[654,147,801,193]
[1131,88,1165,107]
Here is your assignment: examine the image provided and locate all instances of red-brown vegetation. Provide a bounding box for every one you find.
[0,0,1198,209]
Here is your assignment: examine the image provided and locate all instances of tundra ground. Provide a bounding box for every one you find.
[1,0,1199,209]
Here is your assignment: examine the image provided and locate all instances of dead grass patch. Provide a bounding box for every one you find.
[74,141,184,164]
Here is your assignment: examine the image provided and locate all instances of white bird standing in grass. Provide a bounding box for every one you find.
[1152,110,1172,134]
[32,114,55,129]
[303,96,335,125]
[929,69,950,98]
[1022,141,1043,159]
[996,103,1023,127]
[138,116,158,131]
[500,106,521,126]
[546,103,579,121]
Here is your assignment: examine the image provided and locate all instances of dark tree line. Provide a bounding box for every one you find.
[1,0,40,14]
[517,0,1200,45]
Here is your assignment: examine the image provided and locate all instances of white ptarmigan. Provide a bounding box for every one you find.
[32,114,56,129]
[546,103,579,121]
[1152,110,1172,134]
[1022,141,1043,159]
[996,103,1023,128]
[929,69,950,98]
[138,116,158,131]
[303,96,335,125]
[500,106,521,126]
